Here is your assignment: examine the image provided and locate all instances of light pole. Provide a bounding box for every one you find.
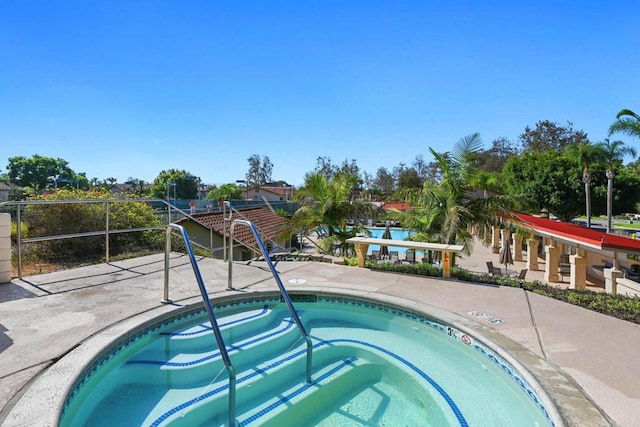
[606,168,614,233]
[167,182,176,223]
[582,165,591,228]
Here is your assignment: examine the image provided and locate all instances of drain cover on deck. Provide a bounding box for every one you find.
[288,278,307,285]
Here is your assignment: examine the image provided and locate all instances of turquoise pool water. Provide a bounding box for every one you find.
[60,296,555,426]
[359,227,415,254]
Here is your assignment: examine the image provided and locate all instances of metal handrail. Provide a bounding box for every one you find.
[227,219,313,384]
[222,201,293,260]
[1,198,221,278]
[163,223,236,426]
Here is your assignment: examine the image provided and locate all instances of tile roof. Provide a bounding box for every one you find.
[382,202,412,211]
[514,213,640,255]
[180,206,293,250]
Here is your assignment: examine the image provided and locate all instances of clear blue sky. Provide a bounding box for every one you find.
[2,1,638,188]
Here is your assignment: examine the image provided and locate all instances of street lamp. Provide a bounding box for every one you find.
[167,182,176,203]
[582,165,591,228]
[167,182,176,223]
[606,168,614,233]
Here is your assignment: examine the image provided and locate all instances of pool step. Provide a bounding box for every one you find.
[129,306,287,357]
[237,358,380,427]
[123,317,303,386]
[152,353,378,426]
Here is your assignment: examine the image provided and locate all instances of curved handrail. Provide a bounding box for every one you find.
[228,219,313,384]
[164,224,236,426]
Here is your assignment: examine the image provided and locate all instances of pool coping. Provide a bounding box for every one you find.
[4,287,607,427]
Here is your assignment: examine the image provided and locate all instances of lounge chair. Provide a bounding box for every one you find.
[486,261,502,276]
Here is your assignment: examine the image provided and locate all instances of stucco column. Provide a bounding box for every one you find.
[527,238,539,271]
[569,252,587,290]
[491,226,501,253]
[513,235,523,262]
[544,242,560,282]
[0,213,11,283]
[604,268,624,295]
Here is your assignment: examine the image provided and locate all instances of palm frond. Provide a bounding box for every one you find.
[616,109,640,120]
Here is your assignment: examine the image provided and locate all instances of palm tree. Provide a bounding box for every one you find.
[291,172,382,256]
[609,109,640,140]
[387,133,515,255]
[596,138,637,168]
[596,138,636,233]
[565,140,605,228]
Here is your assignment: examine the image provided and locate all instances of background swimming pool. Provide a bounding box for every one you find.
[60,297,555,426]
[357,227,416,254]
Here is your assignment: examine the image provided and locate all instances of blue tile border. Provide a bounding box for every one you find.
[151,338,468,427]
[159,305,270,337]
[61,294,555,427]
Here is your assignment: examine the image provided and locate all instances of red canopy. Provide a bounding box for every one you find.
[514,213,640,255]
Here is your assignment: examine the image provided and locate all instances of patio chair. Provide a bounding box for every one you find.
[511,268,527,287]
[403,250,416,264]
[389,250,399,259]
[515,269,527,280]
[372,250,380,260]
[486,261,502,276]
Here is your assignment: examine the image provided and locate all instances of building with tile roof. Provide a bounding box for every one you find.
[242,184,295,202]
[177,206,294,260]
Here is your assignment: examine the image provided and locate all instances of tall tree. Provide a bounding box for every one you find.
[372,167,395,198]
[564,139,604,169]
[150,169,199,199]
[564,140,604,227]
[609,109,640,140]
[6,154,76,191]
[311,156,337,181]
[596,138,637,168]
[125,177,149,197]
[475,136,518,172]
[207,183,243,201]
[292,172,382,255]
[396,167,422,190]
[519,120,587,153]
[502,151,583,221]
[412,155,430,183]
[388,133,513,254]
[246,154,273,185]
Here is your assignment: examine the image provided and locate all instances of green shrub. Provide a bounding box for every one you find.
[354,260,640,324]
[10,221,28,243]
[22,189,163,262]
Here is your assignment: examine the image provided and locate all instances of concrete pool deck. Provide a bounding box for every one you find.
[1,251,638,426]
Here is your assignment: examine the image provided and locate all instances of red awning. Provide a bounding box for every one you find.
[514,213,640,255]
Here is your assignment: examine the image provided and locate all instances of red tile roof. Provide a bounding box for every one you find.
[382,202,412,211]
[180,207,292,249]
[514,213,640,255]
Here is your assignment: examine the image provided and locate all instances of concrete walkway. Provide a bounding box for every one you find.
[1,250,639,426]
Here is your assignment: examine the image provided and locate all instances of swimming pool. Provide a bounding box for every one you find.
[59,294,557,426]
[358,227,415,254]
